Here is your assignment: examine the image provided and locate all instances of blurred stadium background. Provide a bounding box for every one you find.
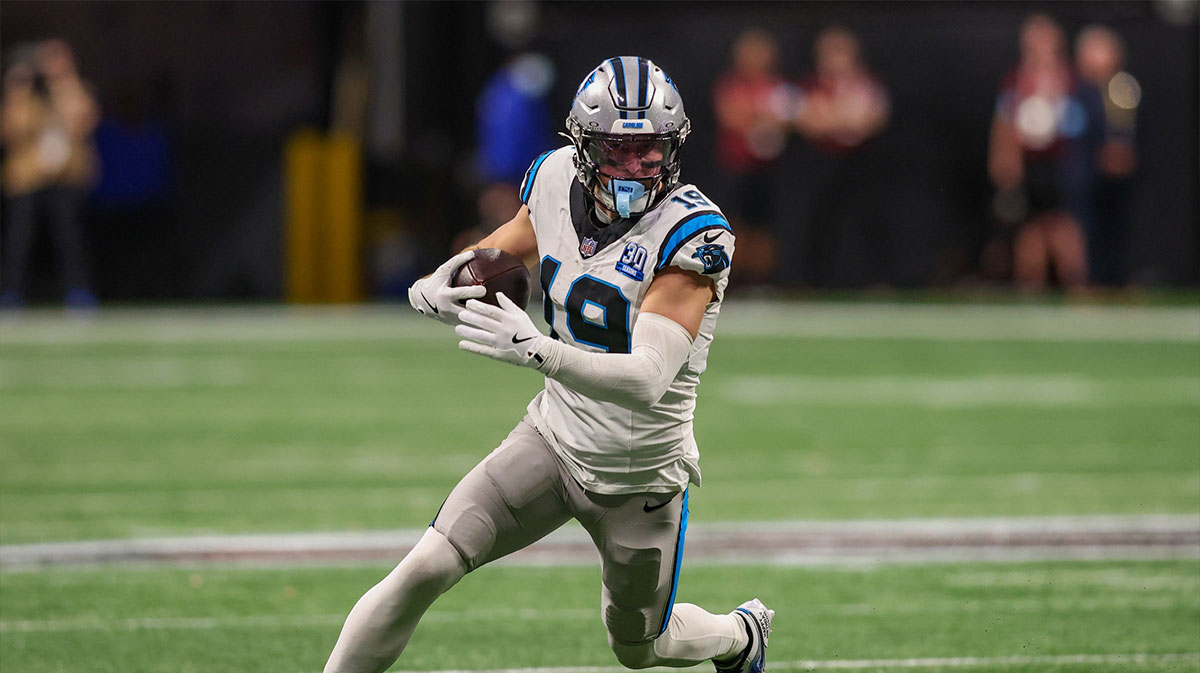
[1,2,1198,673]
[0,0,1196,299]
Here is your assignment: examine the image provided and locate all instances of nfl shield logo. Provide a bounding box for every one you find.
[579,236,598,258]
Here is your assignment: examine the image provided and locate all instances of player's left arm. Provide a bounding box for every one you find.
[640,266,715,339]
[454,269,712,409]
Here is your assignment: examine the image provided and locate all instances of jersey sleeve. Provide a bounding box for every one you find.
[519,147,566,208]
[655,211,735,282]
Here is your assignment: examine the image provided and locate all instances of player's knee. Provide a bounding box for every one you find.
[604,603,659,646]
[608,635,660,670]
[398,528,467,595]
[602,544,662,602]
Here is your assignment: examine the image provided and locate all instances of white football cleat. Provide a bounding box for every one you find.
[714,598,774,673]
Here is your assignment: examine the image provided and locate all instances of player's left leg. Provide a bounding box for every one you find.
[574,488,769,670]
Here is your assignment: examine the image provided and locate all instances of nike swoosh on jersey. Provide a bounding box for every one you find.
[703,231,722,243]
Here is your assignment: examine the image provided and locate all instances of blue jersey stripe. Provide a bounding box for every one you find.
[658,489,689,635]
[656,212,732,270]
[520,151,555,204]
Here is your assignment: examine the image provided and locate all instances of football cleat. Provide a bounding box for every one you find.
[714,598,774,673]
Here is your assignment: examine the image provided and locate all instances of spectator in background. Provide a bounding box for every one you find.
[987,15,1102,291]
[89,76,175,299]
[1075,25,1139,287]
[1,40,99,309]
[475,53,555,187]
[711,29,789,286]
[794,28,890,153]
[787,26,890,288]
[462,53,555,251]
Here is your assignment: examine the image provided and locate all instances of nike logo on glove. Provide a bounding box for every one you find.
[512,334,535,344]
[421,292,439,315]
[643,498,673,513]
[703,231,722,243]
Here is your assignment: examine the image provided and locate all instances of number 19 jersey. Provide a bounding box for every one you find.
[519,146,736,495]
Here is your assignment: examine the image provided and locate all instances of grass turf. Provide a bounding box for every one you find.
[1,560,1197,673]
[1,305,1197,543]
[1,304,1198,672]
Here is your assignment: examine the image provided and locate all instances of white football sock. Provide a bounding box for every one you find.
[323,528,466,673]
[611,603,749,668]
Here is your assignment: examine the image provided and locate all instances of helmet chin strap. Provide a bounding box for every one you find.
[609,179,646,218]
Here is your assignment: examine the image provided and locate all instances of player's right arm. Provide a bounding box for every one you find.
[410,145,551,324]
[408,205,538,325]
[466,205,539,265]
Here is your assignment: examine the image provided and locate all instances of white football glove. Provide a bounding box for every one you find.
[407,250,486,325]
[455,292,550,368]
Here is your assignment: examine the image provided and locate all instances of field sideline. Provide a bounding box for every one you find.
[2,301,1198,344]
[4,514,1198,568]
[1,302,1197,672]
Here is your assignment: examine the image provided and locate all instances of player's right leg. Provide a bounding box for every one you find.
[323,526,464,673]
[323,418,572,673]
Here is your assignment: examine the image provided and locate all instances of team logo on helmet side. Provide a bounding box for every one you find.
[693,243,730,274]
[576,70,597,99]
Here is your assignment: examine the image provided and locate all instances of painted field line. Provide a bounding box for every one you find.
[719,302,1200,344]
[3,515,1197,570]
[0,608,596,633]
[1,302,1196,345]
[374,653,1200,673]
[718,375,1200,408]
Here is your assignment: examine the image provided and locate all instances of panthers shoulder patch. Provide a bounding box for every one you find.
[692,243,730,274]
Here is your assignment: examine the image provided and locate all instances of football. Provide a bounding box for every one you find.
[451,248,531,310]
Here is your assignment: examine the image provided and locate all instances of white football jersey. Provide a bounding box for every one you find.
[518,146,736,495]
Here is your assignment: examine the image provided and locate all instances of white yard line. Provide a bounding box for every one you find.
[1,302,1195,345]
[0,608,597,633]
[717,302,1200,343]
[3,515,1197,570]
[717,375,1200,408]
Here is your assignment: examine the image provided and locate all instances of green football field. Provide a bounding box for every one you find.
[1,301,1198,672]
[3,561,1198,673]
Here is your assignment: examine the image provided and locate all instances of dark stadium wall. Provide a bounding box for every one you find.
[1,1,1195,300]
[529,1,1198,288]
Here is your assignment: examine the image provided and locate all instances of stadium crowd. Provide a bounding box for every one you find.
[699,16,1140,292]
[0,9,1174,306]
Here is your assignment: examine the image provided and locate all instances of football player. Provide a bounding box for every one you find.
[324,57,773,673]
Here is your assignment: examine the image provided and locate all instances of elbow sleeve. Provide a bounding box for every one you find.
[535,313,694,408]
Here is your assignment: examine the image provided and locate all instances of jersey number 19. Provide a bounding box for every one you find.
[540,256,631,354]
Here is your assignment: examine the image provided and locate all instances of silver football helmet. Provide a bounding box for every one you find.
[566,57,691,219]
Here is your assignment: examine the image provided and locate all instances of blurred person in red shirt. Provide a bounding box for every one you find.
[1,40,99,308]
[987,14,1102,291]
[786,26,890,288]
[1075,24,1139,287]
[711,29,789,285]
[793,27,890,154]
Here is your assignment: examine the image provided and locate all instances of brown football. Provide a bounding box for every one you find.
[451,248,531,309]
